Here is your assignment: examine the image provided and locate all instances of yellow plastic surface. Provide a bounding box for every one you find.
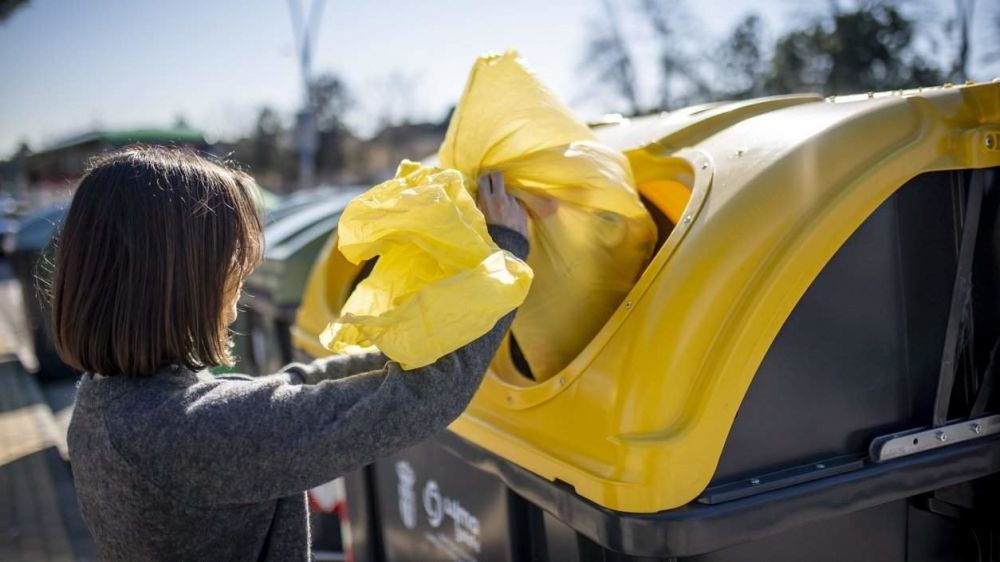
[637,180,690,225]
[296,80,1000,513]
[292,232,362,360]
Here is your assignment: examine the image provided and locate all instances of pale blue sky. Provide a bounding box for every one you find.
[1,0,996,158]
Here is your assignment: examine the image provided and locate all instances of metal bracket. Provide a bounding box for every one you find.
[932,170,986,427]
[970,337,999,417]
[917,497,976,522]
[869,414,1000,463]
[698,455,864,504]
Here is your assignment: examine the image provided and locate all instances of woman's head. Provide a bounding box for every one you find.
[52,146,264,376]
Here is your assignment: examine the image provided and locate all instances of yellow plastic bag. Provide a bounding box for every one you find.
[438,51,657,380]
[320,162,534,369]
[324,51,656,378]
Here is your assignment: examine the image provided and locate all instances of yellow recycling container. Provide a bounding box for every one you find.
[294,81,1000,561]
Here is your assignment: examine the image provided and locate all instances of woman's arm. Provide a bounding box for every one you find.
[281,351,389,384]
[278,172,528,385]
[109,225,529,507]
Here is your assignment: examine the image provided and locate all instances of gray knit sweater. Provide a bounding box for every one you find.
[68,225,528,561]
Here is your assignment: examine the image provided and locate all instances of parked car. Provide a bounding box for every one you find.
[0,208,21,258]
[292,81,1000,561]
[7,204,70,378]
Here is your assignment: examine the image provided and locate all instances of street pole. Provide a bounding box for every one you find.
[288,0,325,192]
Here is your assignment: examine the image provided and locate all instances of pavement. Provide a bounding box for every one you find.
[0,258,343,561]
[0,260,95,561]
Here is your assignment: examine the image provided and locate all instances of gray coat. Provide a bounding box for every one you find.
[68,226,528,561]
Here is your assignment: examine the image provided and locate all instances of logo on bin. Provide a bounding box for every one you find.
[395,461,418,530]
[423,480,444,528]
[423,479,481,552]
[394,461,483,553]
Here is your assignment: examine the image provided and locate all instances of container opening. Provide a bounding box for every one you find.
[496,171,696,385]
[328,165,697,387]
[631,150,698,258]
[637,179,693,254]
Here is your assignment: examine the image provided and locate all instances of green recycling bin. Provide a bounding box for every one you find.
[238,188,360,376]
[221,189,332,375]
[222,189,329,374]
[265,187,339,226]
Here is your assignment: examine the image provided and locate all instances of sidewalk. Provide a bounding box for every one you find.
[0,359,94,561]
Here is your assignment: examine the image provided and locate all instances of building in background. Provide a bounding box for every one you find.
[357,120,448,182]
[0,118,451,208]
[2,126,208,209]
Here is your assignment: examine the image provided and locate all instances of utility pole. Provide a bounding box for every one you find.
[288,0,326,191]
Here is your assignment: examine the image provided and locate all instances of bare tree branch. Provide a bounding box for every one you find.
[950,0,975,81]
[0,0,29,23]
[578,0,642,115]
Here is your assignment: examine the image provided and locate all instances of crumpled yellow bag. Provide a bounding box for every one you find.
[324,50,656,378]
[438,51,656,379]
[320,162,534,368]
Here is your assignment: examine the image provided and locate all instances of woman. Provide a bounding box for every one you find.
[57,146,528,561]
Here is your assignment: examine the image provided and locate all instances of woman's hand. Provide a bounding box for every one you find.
[477,171,528,238]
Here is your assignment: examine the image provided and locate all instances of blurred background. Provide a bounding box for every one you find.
[1,0,999,205]
[0,2,999,560]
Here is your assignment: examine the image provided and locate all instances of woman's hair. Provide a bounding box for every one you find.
[52,146,264,376]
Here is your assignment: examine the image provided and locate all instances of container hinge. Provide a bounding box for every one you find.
[869,414,1000,463]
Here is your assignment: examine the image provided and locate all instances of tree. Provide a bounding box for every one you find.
[713,14,768,100]
[0,0,28,23]
[948,0,974,82]
[765,2,943,96]
[766,25,834,94]
[370,71,421,128]
[308,73,356,179]
[976,1,999,76]
[579,0,641,115]
[252,107,283,175]
[636,0,712,110]
[309,72,352,132]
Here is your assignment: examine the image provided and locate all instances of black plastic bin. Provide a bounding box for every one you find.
[317,168,1000,562]
[239,190,357,375]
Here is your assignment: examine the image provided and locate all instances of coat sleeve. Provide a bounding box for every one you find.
[109,226,529,506]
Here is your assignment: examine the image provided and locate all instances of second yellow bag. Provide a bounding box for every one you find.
[438,51,657,380]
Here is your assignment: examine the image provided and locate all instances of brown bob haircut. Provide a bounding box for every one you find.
[52,146,264,376]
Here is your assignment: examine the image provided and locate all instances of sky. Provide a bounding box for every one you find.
[1,0,997,158]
